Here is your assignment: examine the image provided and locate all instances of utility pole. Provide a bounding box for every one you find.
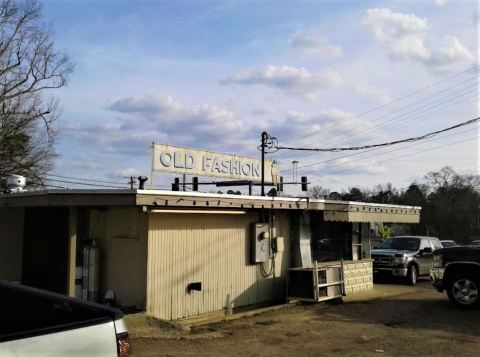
[126,176,135,189]
[261,131,267,196]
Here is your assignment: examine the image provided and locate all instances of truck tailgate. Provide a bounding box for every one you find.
[0,320,118,357]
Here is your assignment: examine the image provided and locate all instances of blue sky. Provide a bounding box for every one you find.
[41,0,478,193]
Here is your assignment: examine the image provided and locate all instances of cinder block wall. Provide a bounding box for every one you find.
[343,261,373,294]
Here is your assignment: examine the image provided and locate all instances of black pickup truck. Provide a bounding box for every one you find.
[430,246,480,308]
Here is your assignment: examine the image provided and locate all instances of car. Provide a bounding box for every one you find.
[371,236,442,285]
[440,240,459,248]
[470,240,480,246]
[431,245,480,308]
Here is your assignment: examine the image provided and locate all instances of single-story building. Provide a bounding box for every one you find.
[0,189,420,320]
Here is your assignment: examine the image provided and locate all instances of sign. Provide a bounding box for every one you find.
[152,144,278,182]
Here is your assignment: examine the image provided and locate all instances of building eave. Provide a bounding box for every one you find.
[0,189,421,223]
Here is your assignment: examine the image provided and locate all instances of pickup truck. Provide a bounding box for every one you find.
[0,281,131,356]
[371,236,442,285]
[430,246,480,308]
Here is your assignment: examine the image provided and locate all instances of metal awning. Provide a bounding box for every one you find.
[323,203,420,223]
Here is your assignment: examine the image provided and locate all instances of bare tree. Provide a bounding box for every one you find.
[0,0,73,186]
[307,185,330,199]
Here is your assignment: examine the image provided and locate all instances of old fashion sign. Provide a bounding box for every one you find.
[152,144,278,182]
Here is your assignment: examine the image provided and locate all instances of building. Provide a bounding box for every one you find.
[0,189,420,320]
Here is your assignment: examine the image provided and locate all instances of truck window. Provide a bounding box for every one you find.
[429,239,442,250]
[420,239,431,250]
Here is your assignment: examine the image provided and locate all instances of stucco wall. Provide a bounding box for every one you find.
[0,207,25,281]
[90,207,148,309]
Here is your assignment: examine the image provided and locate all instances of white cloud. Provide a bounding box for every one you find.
[264,108,377,148]
[354,81,392,104]
[112,167,141,178]
[435,0,446,6]
[363,8,430,61]
[322,157,387,176]
[221,66,342,99]
[65,95,246,154]
[70,154,102,170]
[290,32,343,60]
[362,8,474,72]
[427,36,475,72]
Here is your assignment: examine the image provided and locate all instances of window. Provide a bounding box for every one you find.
[430,239,442,250]
[420,239,430,250]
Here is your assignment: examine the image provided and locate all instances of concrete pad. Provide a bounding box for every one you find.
[343,283,419,303]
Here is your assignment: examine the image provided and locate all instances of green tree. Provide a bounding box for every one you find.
[0,0,73,187]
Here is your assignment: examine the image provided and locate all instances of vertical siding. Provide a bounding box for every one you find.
[147,211,291,320]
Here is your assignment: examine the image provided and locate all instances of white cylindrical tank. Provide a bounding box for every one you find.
[6,175,26,192]
[82,239,100,302]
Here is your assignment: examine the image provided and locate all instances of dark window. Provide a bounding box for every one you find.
[378,238,420,251]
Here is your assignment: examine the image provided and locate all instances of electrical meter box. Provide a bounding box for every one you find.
[251,223,270,263]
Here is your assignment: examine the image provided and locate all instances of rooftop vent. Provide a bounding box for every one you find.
[6,175,26,193]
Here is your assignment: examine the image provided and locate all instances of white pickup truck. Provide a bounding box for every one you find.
[0,281,131,356]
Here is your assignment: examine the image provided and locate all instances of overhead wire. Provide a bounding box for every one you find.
[308,134,480,183]
[275,76,479,164]
[281,99,480,173]
[275,117,480,152]
[298,125,478,177]
[42,177,128,189]
[272,66,478,156]
[45,173,128,185]
[99,146,151,174]
[306,81,478,151]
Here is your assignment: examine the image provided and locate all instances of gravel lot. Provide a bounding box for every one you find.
[128,280,480,357]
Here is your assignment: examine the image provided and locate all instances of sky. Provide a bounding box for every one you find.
[41,0,479,194]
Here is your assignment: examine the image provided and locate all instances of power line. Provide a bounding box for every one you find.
[308,82,478,152]
[46,173,128,185]
[281,107,480,173]
[275,77,479,163]
[294,126,478,175]
[273,66,478,157]
[43,178,128,189]
[99,146,151,174]
[275,117,480,152]
[308,135,480,183]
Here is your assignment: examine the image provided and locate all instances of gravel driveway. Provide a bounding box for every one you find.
[129,281,480,357]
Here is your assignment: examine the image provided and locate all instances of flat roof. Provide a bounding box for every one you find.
[0,189,421,223]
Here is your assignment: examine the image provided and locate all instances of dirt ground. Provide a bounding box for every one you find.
[127,281,480,357]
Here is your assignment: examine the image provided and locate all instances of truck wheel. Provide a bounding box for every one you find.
[406,265,417,286]
[446,274,480,308]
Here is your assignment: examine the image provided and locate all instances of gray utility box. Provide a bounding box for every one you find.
[251,223,270,263]
[287,261,344,302]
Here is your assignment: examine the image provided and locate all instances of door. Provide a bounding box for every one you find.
[22,207,69,294]
[417,239,433,275]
